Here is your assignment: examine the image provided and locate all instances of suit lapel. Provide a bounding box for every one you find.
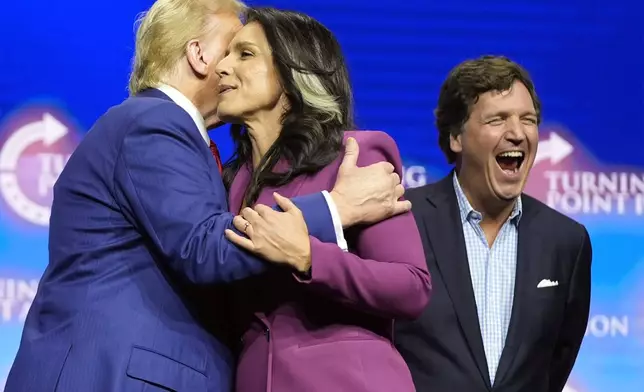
[424,176,490,388]
[254,160,308,206]
[229,160,311,329]
[494,196,542,384]
[228,164,251,213]
[228,160,309,211]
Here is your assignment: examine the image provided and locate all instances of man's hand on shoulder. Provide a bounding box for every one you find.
[330,136,411,228]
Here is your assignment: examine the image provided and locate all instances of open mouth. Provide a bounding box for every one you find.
[495,151,525,173]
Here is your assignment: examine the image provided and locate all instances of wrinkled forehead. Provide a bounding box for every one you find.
[474,82,537,115]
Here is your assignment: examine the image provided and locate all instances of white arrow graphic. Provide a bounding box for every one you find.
[0,112,69,226]
[0,113,68,170]
[534,132,573,165]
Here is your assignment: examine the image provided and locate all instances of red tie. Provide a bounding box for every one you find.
[209,140,223,174]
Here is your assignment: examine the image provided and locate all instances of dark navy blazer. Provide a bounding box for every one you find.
[5,89,337,392]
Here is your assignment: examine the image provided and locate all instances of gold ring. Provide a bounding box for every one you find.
[243,222,250,232]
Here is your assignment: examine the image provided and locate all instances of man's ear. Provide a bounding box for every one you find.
[186,39,209,77]
[449,132,463,155]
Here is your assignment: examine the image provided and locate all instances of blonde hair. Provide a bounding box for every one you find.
[128,0,246,95]
[292,71,342,124]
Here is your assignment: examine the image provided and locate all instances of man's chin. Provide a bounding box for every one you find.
[203,111,223,130]
[493,186,523,202]
[490,180,522,201]
[207,119,225,130]
[490,172,527,201]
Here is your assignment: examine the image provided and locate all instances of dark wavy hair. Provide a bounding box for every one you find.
[435,55,541,164]
[222,7,354,207]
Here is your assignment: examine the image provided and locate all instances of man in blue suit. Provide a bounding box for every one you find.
[5,1,410,391]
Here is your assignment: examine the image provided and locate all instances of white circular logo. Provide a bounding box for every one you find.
[0,107,79,226]
[402,164,428,188]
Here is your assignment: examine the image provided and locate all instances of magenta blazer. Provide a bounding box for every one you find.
[228,131,431,392]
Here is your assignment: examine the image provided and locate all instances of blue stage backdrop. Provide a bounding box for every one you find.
[1,1,643,390]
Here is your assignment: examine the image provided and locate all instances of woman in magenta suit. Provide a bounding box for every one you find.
[215,7,431,392]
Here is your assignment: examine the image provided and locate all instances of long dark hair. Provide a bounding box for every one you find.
[222,7,354,207]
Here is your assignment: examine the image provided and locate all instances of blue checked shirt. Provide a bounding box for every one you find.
[452,173,522,385]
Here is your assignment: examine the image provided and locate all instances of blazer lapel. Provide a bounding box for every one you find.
[424,175,490,388]
[229,160,312,330]
[253,160,308,206]
[494,196,542,384]
[228,160,309,212]
[228,164,251,214]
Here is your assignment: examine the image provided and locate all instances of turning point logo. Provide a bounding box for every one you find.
[526,126,644,216]
[0,106,80,226]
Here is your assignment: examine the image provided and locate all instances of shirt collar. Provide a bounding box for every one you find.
[156,84,209,145]
[452,172,522,224]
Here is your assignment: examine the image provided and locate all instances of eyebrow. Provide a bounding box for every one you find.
[485,110,538,118]
[232,40,259,51]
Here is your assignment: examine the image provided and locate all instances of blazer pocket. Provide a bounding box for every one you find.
[126,346,208,391]
[534,284,565,300]
[297,330,381,349]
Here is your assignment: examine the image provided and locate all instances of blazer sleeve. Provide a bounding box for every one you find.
[113,103,336,285]
[549,226,592,392]
[296,131,432,320]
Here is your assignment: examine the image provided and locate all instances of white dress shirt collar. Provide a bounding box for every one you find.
[156,84,209,145]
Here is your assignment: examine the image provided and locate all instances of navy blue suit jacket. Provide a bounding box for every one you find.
[5,89,337,392]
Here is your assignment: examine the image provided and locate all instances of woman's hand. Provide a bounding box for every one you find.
[225,192,312,273]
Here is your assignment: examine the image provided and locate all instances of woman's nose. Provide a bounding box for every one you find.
[215,57,231,78]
